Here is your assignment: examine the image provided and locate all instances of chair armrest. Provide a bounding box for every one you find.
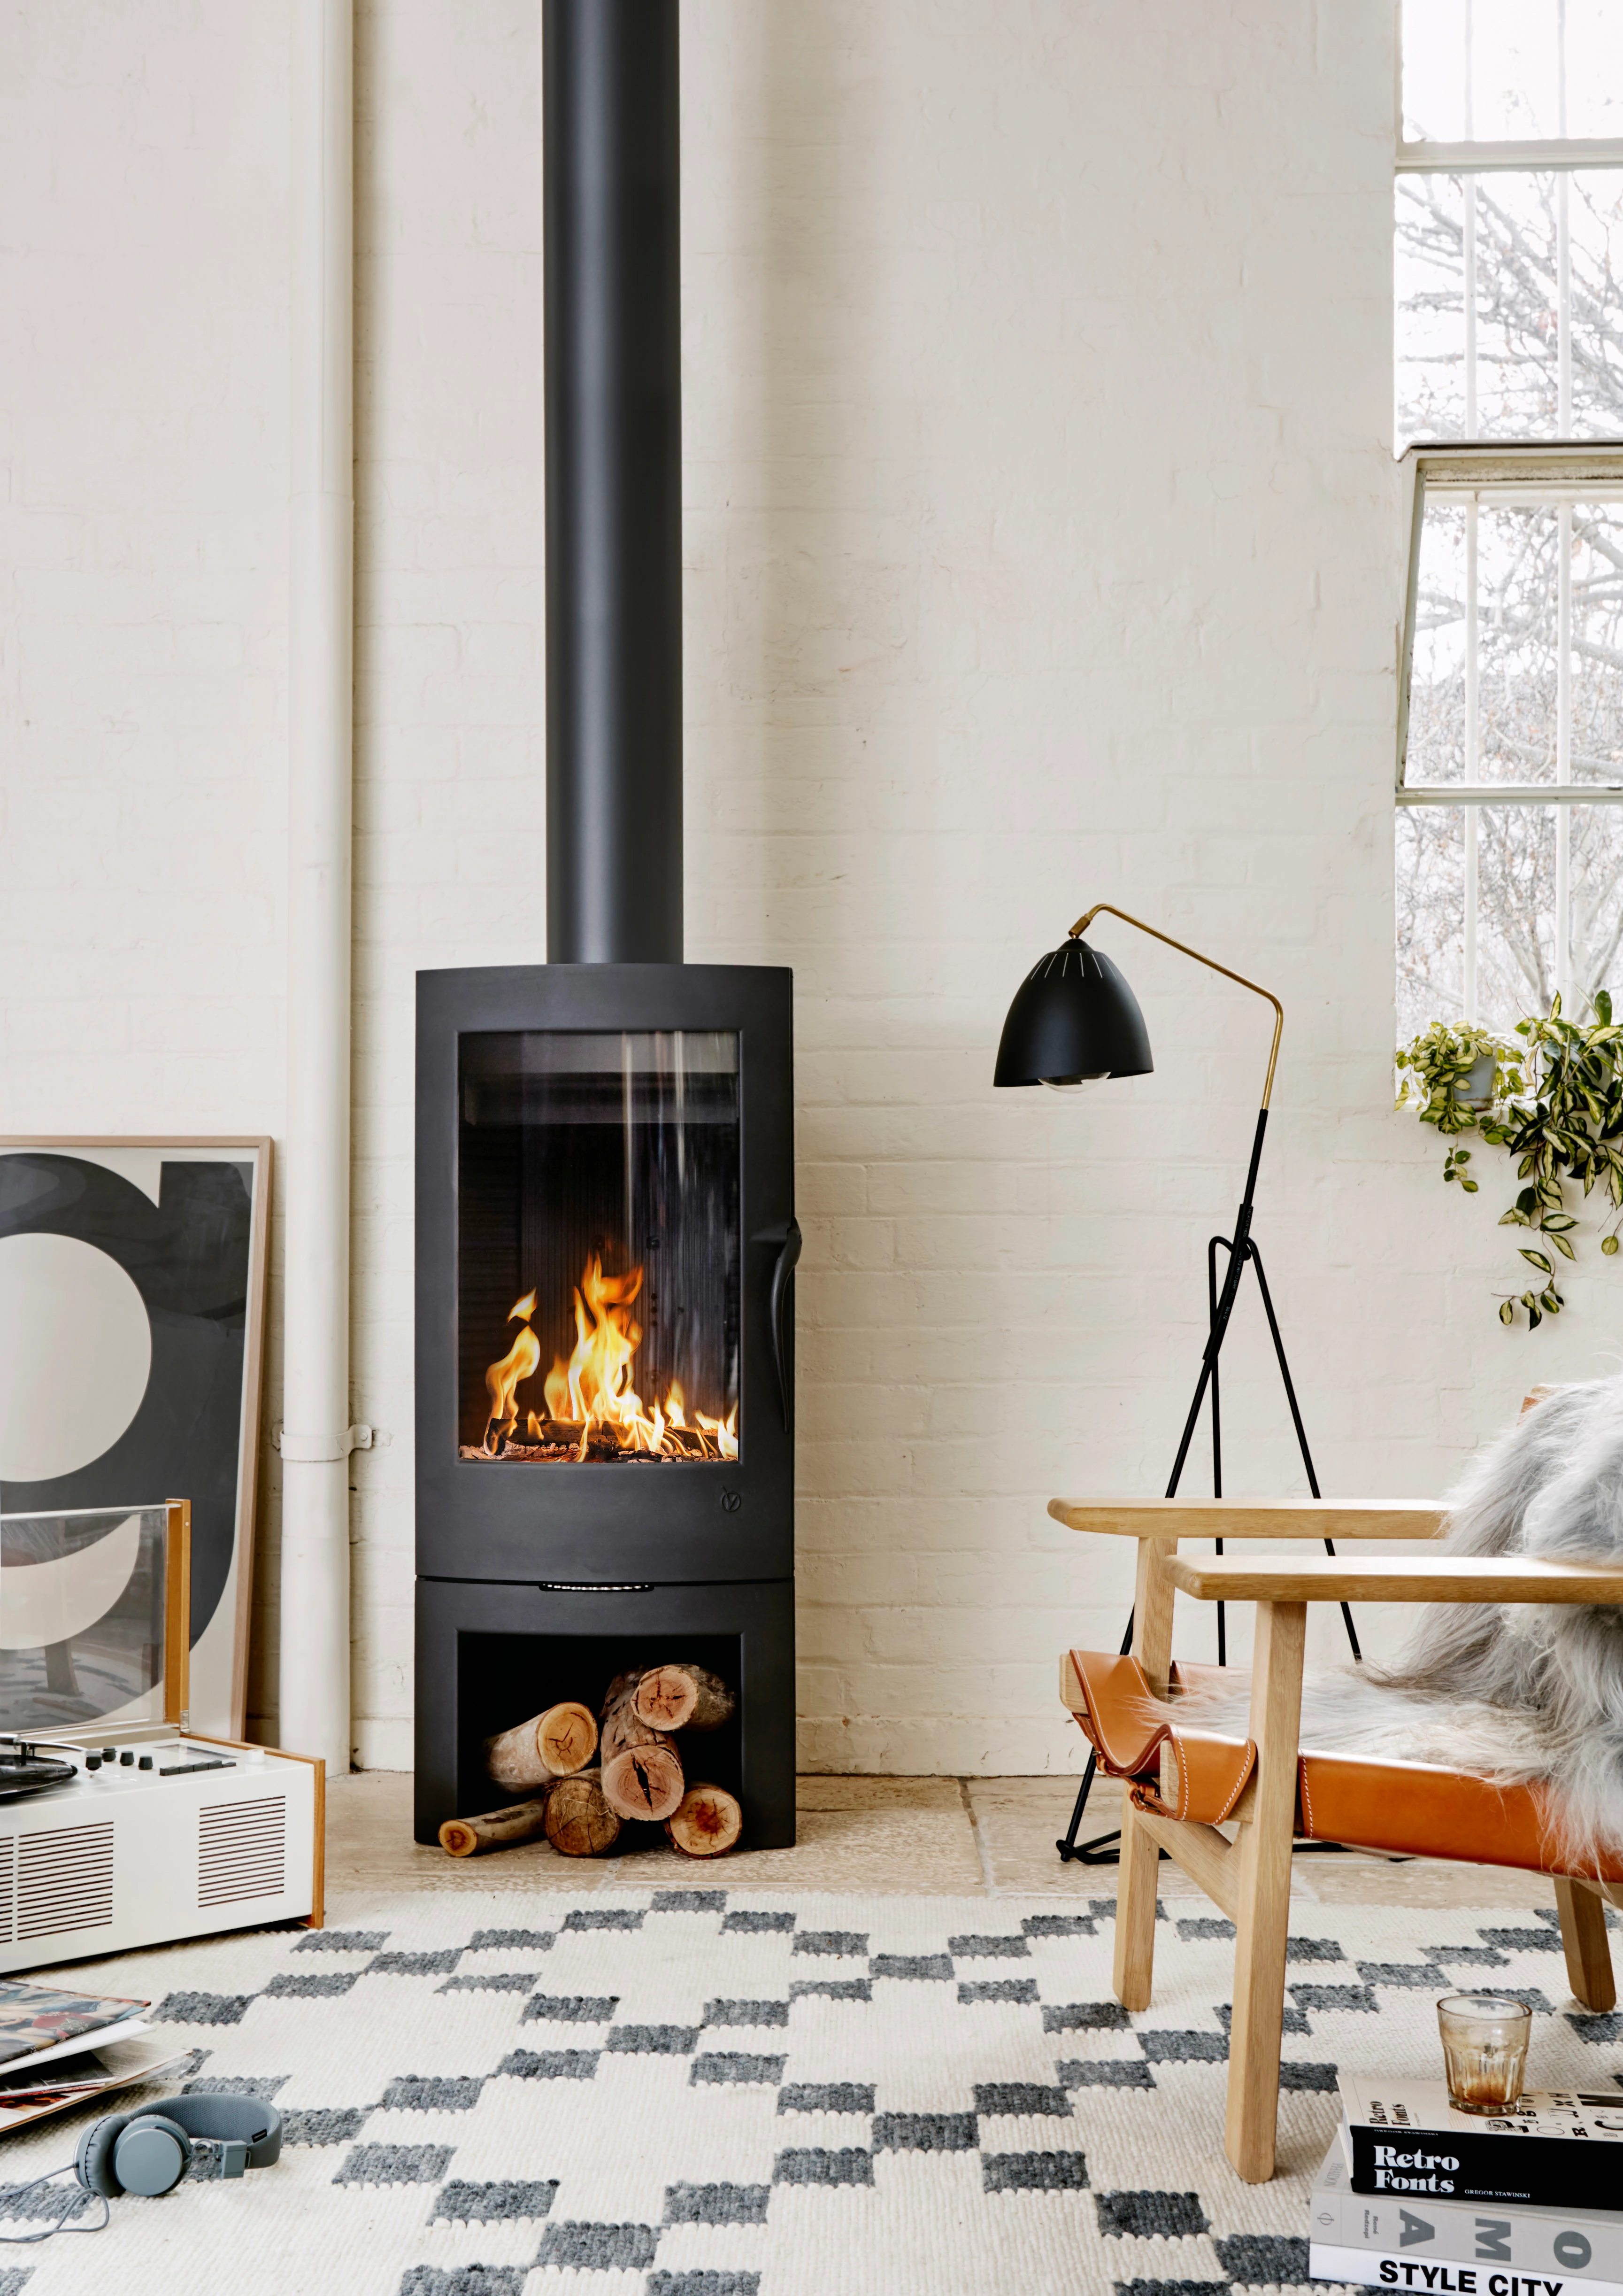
[1046,1499,1446,1541]
[1164,1554,1623,1605]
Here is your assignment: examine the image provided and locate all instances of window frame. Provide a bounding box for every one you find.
[1397,446,1623,1024]
[1397,443,1623,804]
[1393,0,1623,1023]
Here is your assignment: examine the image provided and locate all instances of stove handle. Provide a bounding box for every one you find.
[765,1218,802,1433]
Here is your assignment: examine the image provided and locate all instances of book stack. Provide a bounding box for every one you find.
[0,1979,188,2138]
[1313,2077,1623,2294]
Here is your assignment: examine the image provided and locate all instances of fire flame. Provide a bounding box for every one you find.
[483,1290,540,1448]
[481,1261,738,1461]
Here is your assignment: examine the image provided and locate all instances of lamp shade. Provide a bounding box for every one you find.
[993,938,1154,1087]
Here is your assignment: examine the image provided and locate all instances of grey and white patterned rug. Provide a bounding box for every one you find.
[0,1886,1615,2294]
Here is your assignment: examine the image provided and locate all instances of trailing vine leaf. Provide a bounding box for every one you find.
[1397,998,1622,1328]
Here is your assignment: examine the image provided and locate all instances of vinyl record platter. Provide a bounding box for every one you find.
[0,1739,77,1801]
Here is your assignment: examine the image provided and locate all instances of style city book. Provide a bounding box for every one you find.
[1339,2078,1623,2214]
[1312,2134,1623,2293]
[0,1979,147,2068]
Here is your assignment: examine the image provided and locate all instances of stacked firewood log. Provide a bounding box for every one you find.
[438,1662,742,1862]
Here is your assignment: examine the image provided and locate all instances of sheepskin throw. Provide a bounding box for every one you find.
[1184,1377,1623,1868]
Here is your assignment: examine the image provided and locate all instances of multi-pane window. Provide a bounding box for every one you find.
[1394,0,1623,1036]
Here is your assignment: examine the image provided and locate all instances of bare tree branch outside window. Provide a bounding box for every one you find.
[1396,166,1623,1036]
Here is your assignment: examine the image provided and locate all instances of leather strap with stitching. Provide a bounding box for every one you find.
[1065,1647,1255,1822]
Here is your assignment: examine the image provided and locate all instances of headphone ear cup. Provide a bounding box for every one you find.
[111,2113,192,2198]
[77,2111,135,2197]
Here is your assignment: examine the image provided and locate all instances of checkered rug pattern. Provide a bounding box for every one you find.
[0,1886,1614,2295]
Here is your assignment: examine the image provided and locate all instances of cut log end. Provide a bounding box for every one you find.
[600,1671,685,1821]
[544,1769,623,1858]
[664,1782,744,1858]
[632,1664,698,1730]
[601,1742,685,1823]
[538,1700,598,1776]
[485,1701,600,1791]
[632,1662,736,1733]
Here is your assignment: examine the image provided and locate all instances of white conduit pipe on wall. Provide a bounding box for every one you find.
[281,0,354,1770]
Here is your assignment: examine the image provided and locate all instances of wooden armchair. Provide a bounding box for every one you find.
[1052,1495,1623,2183]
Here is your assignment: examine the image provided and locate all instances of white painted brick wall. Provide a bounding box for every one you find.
[0,0,292,1733]
[6,3,1617,1779]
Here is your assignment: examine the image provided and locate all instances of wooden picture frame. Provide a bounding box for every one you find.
[0,1138,272,1737]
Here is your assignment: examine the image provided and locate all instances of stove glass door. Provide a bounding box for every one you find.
[457,1030,740,1464]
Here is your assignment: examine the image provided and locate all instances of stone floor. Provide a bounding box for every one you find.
[328,1770,1555,1909]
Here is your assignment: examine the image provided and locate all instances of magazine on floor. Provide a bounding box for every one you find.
[0,1979,148,2067]
[0,2034,191,2140]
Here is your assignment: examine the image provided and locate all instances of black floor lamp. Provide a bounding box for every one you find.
[993,903,1359,1864]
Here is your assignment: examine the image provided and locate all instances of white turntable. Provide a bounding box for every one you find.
[0,1502,323,1972]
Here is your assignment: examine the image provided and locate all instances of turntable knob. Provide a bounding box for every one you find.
[119,1750,134,1767]
[138,1756,153,1771]
[85,1755,101,1771]
[101,1747,115,1762]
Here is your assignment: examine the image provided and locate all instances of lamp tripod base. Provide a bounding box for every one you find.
[1055,1754,1123,1863]
[1057,1124,1360,1867]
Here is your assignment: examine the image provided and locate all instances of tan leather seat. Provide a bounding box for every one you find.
[1066,1644,1623,1882]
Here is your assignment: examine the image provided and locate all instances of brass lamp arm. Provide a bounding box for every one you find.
[1069,902,1284,1110]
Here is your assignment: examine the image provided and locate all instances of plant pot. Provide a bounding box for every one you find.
[1453,1051,1498,1108]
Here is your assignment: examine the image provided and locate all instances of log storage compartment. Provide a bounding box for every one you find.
[415,1586,793,1850]
[459,1631,741,1824]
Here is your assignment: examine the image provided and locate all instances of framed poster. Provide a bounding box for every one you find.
[0,1139,271,1737]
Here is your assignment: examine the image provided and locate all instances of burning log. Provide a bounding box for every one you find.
[599,1671,685,1822]
[544,1768,623,1857]
[438,1795,554,1858]
[663,1782,743,1858]
[484,1701,598,1792]
[633,1663,736,1734]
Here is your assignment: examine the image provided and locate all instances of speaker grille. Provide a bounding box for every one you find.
[17,1822,114,1939]
[0,1837,15,1945]
[199,1795,286,1906]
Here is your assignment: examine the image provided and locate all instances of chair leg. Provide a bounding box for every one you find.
[1224,1599,1306,2184]
[1112,1794,1160,2011]
[1113,1531,1177,2013]
[1554,1876,1616,2013]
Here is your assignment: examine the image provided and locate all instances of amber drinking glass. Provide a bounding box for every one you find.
[1437,1993,1532,2113]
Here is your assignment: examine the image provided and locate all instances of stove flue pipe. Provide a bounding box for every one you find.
[544,0,683,965]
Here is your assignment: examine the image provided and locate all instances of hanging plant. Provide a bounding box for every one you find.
[1395,996,1623,1328]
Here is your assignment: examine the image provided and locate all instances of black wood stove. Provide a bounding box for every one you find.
[412,0,797,1848]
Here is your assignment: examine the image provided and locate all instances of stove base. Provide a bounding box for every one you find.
[414,1575,795,1850]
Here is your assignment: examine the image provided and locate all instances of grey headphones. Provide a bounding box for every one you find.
[0,2093,282,2243]
[76,2091,282,2196]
